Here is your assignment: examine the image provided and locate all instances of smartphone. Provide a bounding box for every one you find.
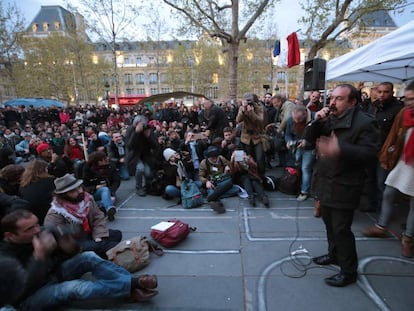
[193,133,204,140]
[234,150,244,162]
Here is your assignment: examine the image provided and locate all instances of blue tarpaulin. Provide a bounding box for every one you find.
[3,98,65,108]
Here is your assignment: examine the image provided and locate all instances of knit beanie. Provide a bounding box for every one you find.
[163,148,176,161]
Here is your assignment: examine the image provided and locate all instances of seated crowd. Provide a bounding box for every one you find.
[0,80,413,308]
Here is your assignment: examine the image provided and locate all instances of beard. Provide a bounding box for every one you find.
[60,192,85,203]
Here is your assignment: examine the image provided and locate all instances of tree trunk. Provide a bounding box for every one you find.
[228,41,239,100]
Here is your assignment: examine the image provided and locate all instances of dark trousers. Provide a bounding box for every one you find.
[242,141,265,177]
[321,205,357,275]
[79,229,122,259]
[240,175,264,198]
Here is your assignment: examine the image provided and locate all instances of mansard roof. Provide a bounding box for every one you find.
[357,9,397,28]
[26,5,76,34]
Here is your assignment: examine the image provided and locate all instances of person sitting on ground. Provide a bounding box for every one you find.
[107,131,129,180]
[64,136,84,163]
[37,142,74,178]
[44,174,122,259]
[81,151,120,222]
[162,148,193,202]
[14,133,32,163]
[199,146,239,214]
[19,159,55,225]
[0,164,25,196]
[0,209,158,310]
[230,149,269,208]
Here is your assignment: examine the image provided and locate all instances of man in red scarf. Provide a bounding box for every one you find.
[44,174,121,259]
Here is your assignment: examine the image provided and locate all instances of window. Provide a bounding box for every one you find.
[149,56,156,65]
[126,88,133,94]
[161,87,170,93]
[136,57,143,66]
[135,73,145,84]
[149,73,157,84]
[124,73,133,85]
[124,58,129,64]
[43,22,49,31]
[54,21,60,30]
[137,88,145,94]
[160,73,167,83]
[205,87,218,99]
[212,73,219,84]
[32,23,38,32]
[150,88,158,95]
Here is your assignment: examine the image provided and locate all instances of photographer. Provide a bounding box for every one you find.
[285,105,315,201]
[199,146,240,214]
[236,93,265,176]
[0,209,158,309]
[125,115,159,197]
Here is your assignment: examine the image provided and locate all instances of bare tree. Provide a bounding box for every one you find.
[0,1,25,100]
[299,0,409,60]
[162,0,276,99]
[71,0,144,105]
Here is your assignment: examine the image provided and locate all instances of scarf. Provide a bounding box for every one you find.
[403,108,414,164]
[116,141,125,156]
[51,192,91,233]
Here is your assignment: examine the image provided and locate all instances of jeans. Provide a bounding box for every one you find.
[207,185,240,200]
[94,186,113,211]
[295,148,315,194]
[242,142,265,177]
[20,252,131,310]
[118,163,130,180]
[135,160,152,190]
[165,181,202,198]
[378,186,414,237]
[240,175,264,198]
[165,185,181,198]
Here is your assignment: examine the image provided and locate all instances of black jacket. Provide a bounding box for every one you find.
[305,107,379,209]
[201,105,228,137]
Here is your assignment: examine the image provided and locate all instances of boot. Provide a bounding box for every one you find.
[361,224,389,238]
[401,235,414,258]
[313,200,321,218]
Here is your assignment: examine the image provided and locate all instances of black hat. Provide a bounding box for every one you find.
[206,146,221,158]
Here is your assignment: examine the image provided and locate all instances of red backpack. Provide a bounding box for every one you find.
[150,219,196,248]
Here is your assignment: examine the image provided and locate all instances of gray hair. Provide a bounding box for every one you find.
[132,115,148,126]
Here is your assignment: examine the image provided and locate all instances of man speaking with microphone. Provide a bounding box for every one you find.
[306,84,379,287]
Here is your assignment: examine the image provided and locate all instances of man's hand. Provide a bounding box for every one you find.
[206,180,215,189]
[33,231,57,261]
[316,132,340,158]
[314,107,330,122]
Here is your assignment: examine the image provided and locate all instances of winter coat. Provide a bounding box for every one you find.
[236,103,264,145]
[44,195,109,240]
[305,107,379,209]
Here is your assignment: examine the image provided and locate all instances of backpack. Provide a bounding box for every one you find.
[277,167,300,195]
[263,175,277,191]
[180,179,204,209]
[150,219,196,248]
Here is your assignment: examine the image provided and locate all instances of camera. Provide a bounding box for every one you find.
[246,100,254,107]
[42,224,82,239]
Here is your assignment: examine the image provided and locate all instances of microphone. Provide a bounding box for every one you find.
[307,108,331,127]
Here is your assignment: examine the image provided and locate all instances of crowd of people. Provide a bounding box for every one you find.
[0,80,413,309]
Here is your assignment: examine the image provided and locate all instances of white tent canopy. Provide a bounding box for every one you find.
[326,20,414,83]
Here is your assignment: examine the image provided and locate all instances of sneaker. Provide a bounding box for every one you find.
[136,188,147,197]
[210,201,226,214]
[362,225,389,238]
[297,193,308,202]
[262,195,270,208]
[107,206,116,222]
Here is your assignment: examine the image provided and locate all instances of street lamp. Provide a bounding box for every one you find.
[104,81,110,101]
